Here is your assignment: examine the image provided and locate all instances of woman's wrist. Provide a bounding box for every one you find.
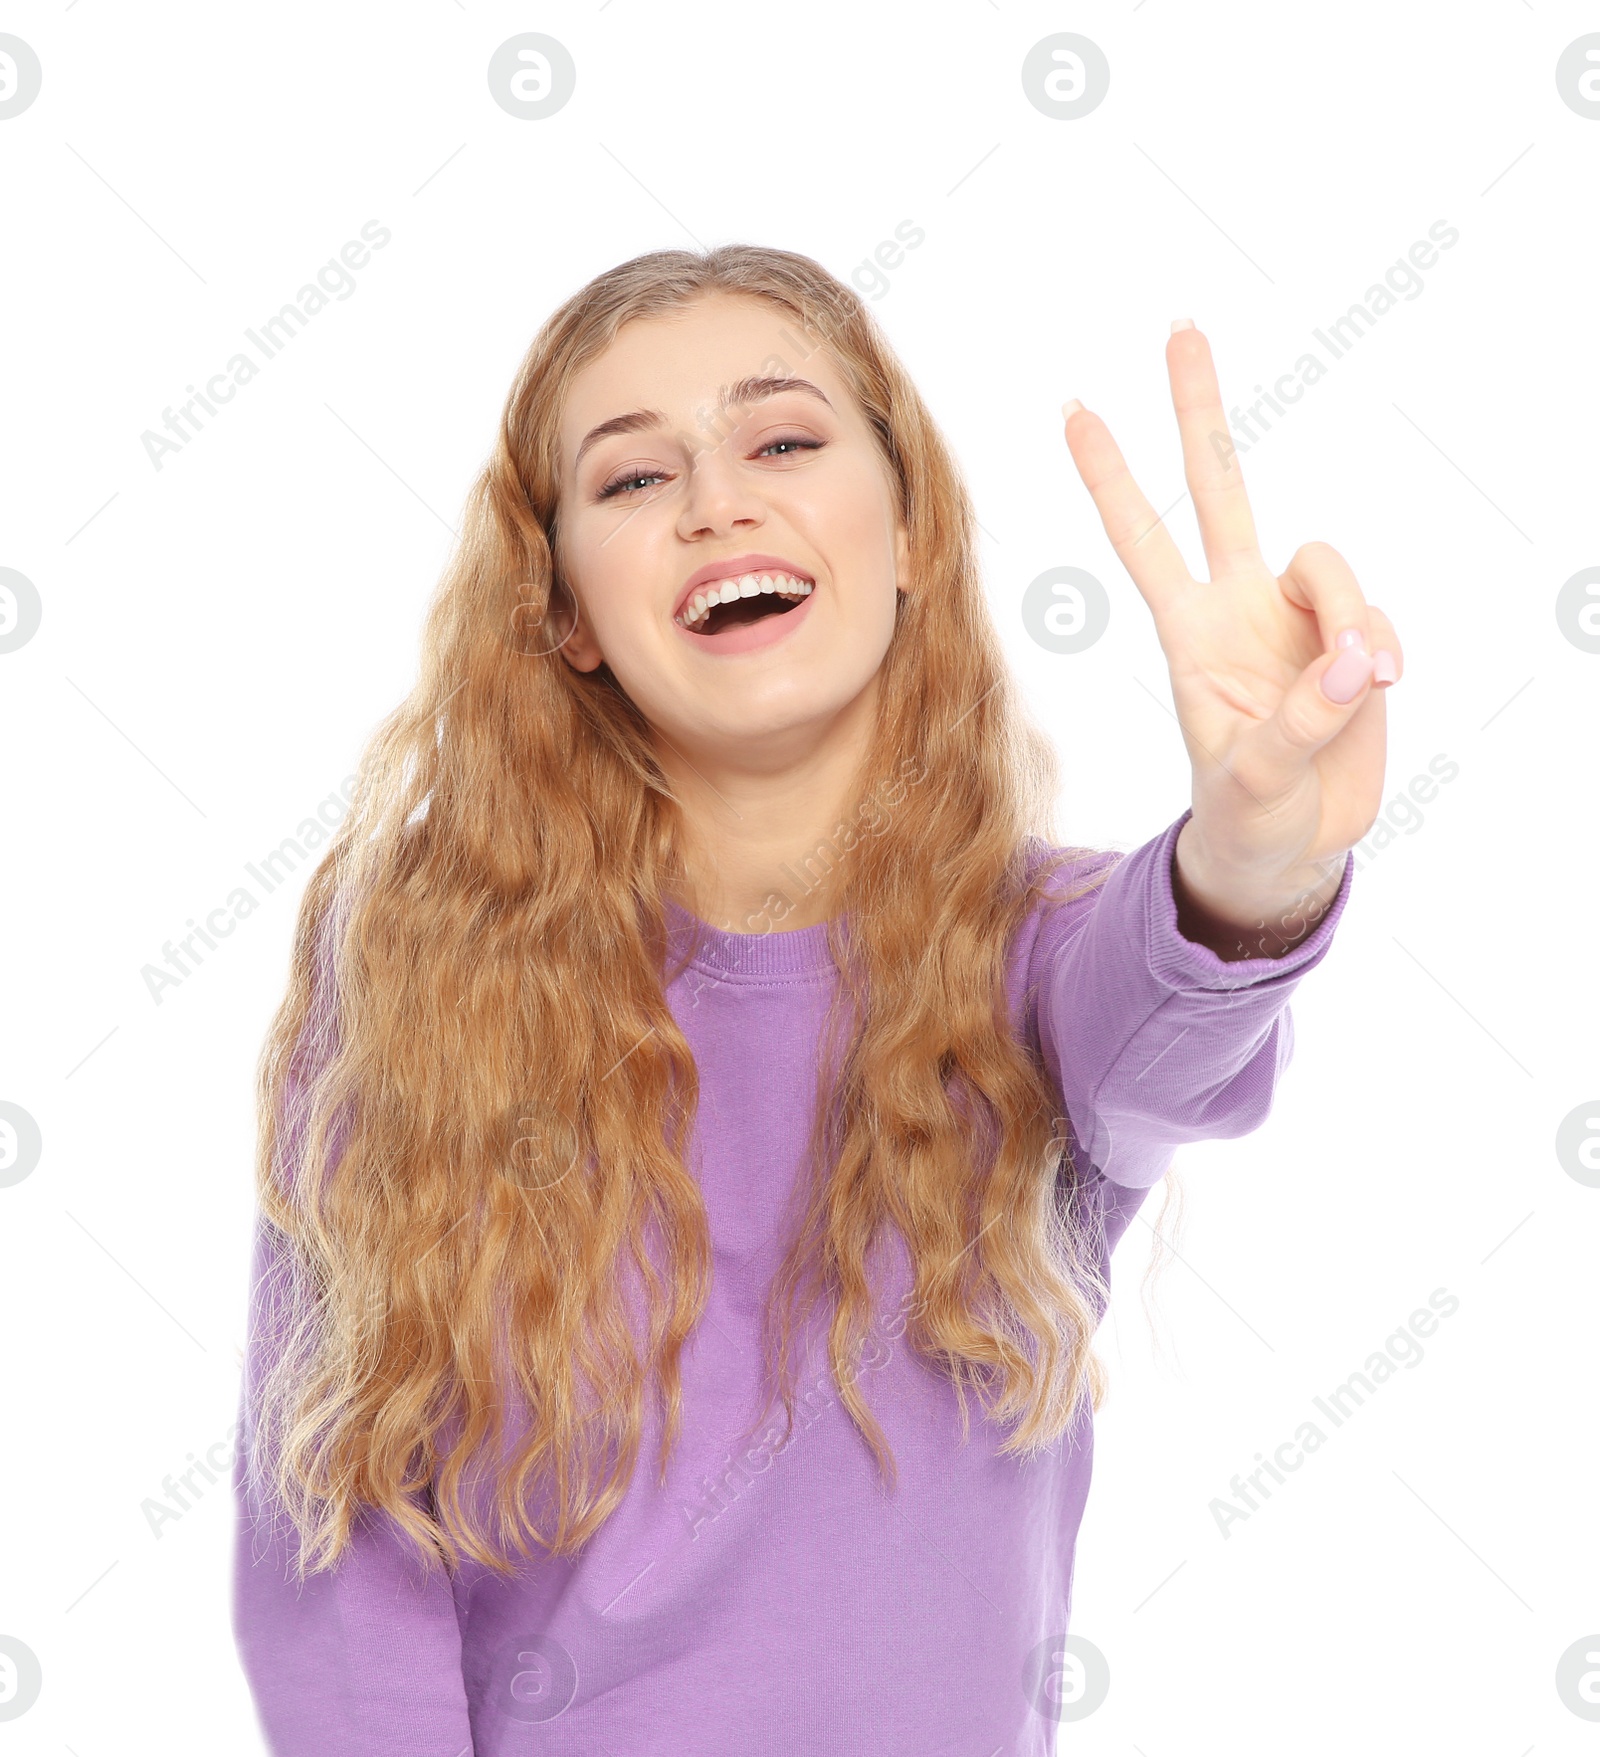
[1172,817,1346,962]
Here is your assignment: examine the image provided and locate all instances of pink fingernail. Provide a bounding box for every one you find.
[1335,627,1364,650]
[1170,318,1195,333]
[1061,399,1084,419]
[1372,648,1398,685]
[1321,647,1374,703]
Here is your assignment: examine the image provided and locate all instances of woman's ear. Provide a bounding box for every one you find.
[893,520,912,596]
[550,578,605,673]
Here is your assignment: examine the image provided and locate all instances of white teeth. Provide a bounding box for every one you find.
[676,572,814,629]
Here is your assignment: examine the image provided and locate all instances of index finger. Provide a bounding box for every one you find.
[1168,321,1262,577]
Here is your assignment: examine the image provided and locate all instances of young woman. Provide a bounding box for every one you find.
[232,245,1399,1755]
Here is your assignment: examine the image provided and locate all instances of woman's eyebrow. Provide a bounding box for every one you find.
[573,375,833,471]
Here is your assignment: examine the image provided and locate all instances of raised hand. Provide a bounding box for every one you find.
[1062,319,1402,956]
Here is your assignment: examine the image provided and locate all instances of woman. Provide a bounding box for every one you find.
[232,244,1399,1755]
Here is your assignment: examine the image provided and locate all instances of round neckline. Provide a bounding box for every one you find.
[662,894,841,980]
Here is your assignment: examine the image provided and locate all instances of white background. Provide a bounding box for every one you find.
[2,1,1596,1751]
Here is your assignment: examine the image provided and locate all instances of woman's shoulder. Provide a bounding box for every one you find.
[1000,833,1129,991]
[1005,831,1154,1001]
[1016,832,1127,911]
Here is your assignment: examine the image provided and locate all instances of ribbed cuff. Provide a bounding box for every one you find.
[1145,807,1354,992]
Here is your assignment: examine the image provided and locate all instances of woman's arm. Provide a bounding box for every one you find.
[232,1212,476,1757]
[1033,806,1353,1191]
[232,909,476,1756]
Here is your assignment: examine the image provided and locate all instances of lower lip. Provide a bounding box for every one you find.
[673,585,818,655]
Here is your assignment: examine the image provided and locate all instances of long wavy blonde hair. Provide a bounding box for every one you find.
[251,242,1168,1584]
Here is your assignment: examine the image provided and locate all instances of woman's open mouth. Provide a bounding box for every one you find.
[673,571,816,650]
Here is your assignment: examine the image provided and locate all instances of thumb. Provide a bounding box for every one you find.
[1257,640,1376,767]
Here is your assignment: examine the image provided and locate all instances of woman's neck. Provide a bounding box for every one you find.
[654,692,878,934]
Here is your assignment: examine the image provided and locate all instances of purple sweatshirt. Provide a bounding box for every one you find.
[232,807,1352,1754]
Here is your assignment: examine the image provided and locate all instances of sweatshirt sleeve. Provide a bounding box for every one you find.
[231,912,476,1756]
[231,1222,476,1756]
[1032,806,1354,1191]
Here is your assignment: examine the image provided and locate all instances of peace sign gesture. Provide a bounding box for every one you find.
[1062,320,1402,948]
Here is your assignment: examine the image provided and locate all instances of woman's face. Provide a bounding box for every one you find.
[552,293,910,765]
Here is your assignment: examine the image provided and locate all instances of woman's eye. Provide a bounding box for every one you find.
[596,469,665,501]
[757,438,824,461]
[595,437,824,501]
